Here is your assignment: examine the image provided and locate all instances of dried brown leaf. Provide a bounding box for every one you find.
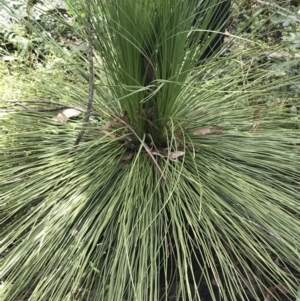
[102,122,112,130]
[52,108,81,123]
[169,151,185,160]
[99,130,116,138]
[62,108,81,118]
[193,126,223,136]
[52,112,68,123]
[251,107,261,132]
[152,150,184,161]
[122,152,135,161]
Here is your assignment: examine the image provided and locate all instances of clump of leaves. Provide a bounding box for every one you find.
[0,1,300,301]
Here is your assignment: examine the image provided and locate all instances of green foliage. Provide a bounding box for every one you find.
[0,0,77,66]
[0,1,300,301]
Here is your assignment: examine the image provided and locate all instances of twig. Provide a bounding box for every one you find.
[110,113,167,181]
[1,99,86,113]
[11,101,29,110]
[1,105,80,113]
[74,1,94,146]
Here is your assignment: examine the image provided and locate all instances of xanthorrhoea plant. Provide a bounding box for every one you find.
[0,1,299,301]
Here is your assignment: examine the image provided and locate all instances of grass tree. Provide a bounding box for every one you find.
[0,0,300,301]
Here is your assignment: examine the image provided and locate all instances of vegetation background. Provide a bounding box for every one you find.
[0,1,300,301]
